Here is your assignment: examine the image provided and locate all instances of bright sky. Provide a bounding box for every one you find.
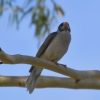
[0,0,100,100]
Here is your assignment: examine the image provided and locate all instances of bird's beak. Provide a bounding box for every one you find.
[63,22,68,27]
[63,22,70,32]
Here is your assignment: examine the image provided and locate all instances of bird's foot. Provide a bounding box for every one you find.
[75,79,80,83]
[52,62,67,68]
[45,58,67,68]
[58,63,67,68]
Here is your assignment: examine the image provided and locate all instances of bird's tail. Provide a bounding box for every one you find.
[25,66,43,94]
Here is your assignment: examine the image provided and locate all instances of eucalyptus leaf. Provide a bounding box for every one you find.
[0,0,64,42]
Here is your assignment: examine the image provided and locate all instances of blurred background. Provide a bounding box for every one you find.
[0,0,100,100]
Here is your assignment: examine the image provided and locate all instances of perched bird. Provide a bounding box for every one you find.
[25,22,71,94]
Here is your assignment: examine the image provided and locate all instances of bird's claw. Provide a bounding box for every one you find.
[75,79,80,83]
[53,62,67,68]
[58,64,67,68]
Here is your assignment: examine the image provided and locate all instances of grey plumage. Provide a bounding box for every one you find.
[25,22,71,94]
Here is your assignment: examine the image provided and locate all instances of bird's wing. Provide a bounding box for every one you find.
[36,32,57,57]
[29,32,57,73]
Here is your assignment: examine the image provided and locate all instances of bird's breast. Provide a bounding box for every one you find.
[40,31,71,62]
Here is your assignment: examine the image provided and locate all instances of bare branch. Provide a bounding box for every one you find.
[0,48,100,81]
[0,75,100,89]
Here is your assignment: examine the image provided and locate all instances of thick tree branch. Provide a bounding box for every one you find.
[0,75,100,89]
[0,48,100,81]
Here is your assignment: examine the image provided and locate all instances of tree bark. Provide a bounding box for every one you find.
[0,75,100,89]
[0,48,100,90]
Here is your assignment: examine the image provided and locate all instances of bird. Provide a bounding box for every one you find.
[25,22,71,94]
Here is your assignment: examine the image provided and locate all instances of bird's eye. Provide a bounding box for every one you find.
[58,23,63,31]
[60,23,63,27]
[60,25,62,29]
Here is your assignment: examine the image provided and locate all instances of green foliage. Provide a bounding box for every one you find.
[0,0,64,40]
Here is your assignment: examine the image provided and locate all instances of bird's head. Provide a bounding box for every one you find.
[57,22,71,32]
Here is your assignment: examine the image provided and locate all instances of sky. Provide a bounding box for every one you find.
[0,0,100,100]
